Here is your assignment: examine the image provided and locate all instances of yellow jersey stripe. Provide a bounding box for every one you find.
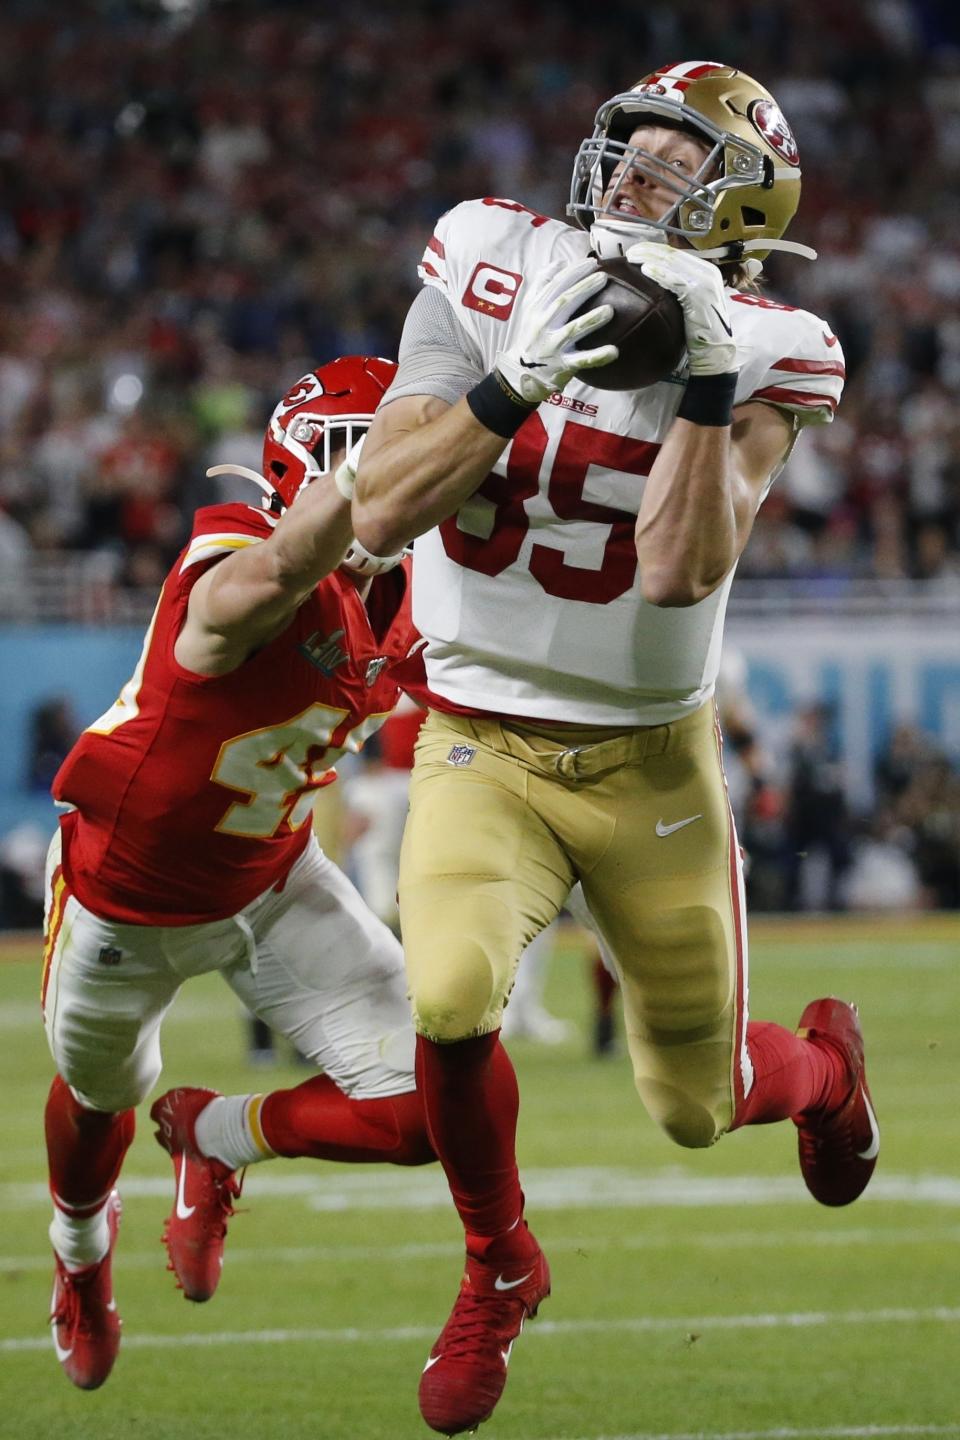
[179,534,264,573]
[41,873,67,1007]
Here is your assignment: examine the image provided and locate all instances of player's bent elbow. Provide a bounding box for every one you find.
[641,573,709,608]
[640,563,728,608]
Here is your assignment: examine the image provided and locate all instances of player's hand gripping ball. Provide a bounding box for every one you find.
[572,257,686,390]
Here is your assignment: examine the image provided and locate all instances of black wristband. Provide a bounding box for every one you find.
[465,372,538,439]
[676,372,739,427]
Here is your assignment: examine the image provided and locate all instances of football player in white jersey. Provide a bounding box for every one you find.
[354,62,878,1436]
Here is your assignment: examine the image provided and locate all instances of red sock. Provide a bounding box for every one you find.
[260,1077,434,1166]
[415,1031,530,1254]
[45,1074,135,1215]
[592,955,617,1017]
[732,1020,846,1129]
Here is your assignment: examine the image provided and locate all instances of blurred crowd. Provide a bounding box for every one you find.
[728,702,960,914]
[2,678,958,930]
[1,1,959,921]
[1,0,960,613]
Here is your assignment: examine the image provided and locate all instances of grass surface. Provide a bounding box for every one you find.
[1,917,957,1440]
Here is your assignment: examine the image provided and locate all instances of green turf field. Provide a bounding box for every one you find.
[1,916,957,1440]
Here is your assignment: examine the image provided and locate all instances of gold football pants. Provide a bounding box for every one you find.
[398,702,751,1148]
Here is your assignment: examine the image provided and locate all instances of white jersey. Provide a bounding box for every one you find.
[408,197,845,726]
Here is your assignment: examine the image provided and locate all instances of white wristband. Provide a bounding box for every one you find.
[341,536,406,576]
[333,435,367,502]
[333,459,355,501]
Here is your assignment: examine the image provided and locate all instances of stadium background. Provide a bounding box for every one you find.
[1,5,958,1438]
[1,0,959,920]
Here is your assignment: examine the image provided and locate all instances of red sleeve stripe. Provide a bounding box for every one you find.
[427,235,445,259]
[772,356,846,379]
[419,261,441,279]
[753,384,839,412]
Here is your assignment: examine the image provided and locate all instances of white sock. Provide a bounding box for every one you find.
[49,1200,110,1271]
[194,1094,275,1169]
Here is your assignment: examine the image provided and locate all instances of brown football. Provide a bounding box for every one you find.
[573,256,686,391]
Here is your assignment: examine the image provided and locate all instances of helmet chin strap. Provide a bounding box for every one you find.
[206,464,277,505]
[590,221,817,275]
[697,237,819,262]
[590,219,668,257]
[204,461,405,576]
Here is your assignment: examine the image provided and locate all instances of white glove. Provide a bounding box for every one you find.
[333,434,366,501]
[495,257,618,403]
[625,241,737,377]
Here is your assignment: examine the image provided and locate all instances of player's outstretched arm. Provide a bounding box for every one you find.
[174,476,354,677]
[353,259,616,556]
[353,392,507,556]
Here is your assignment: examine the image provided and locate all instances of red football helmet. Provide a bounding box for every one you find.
[261,355,397,510]
[204,354,405,575]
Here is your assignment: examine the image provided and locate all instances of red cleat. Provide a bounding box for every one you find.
[794,997,880,1207]
[50,1189,122,1390]
[150,1087,242,1302]
[419,1239,551,1436]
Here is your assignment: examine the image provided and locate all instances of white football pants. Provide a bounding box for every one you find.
[42,831,416,1113]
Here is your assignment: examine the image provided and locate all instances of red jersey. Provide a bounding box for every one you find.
[378,698,427,771]
[53,503,417,924]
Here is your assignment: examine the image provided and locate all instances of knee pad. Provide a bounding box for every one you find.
[627,1022,735,1149]
[405,892,519,1041]
[64,1057,159,1115]
[635,1074,722,1149]
[412,966,499,1041]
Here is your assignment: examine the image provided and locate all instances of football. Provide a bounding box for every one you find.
[573,256,686,391]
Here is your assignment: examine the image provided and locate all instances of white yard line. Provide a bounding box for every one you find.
[4,1168,960,1213]
[551,1428,958,1440]
[4,1304,960,1354]
[2,1224,957,1275]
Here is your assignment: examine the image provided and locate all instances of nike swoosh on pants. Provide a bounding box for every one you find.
[655,814,703,838]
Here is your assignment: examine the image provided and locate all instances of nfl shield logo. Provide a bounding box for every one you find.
[446,744,477,768]
[97,946,123,967]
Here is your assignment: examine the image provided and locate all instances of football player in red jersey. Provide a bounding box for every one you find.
[41,356,438,1391]
[353,64,878,1434]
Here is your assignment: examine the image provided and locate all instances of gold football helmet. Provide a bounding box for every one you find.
[569,60,816,271]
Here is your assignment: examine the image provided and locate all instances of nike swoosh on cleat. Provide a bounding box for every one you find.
[856,1089,881,1161]
[494,1269,534,1292]
[50,1282,73,1363]
[175,1156,196,1220]
[711,305,733,337]
[519,359,545,369]
[655,814,703,838]
[422,1354,442,1373]
[51,1328,73,1363]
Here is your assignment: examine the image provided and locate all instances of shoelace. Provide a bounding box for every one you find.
[52,1261,100,1338]
[438,1287,524,1355]
[192,1164,245,1239]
